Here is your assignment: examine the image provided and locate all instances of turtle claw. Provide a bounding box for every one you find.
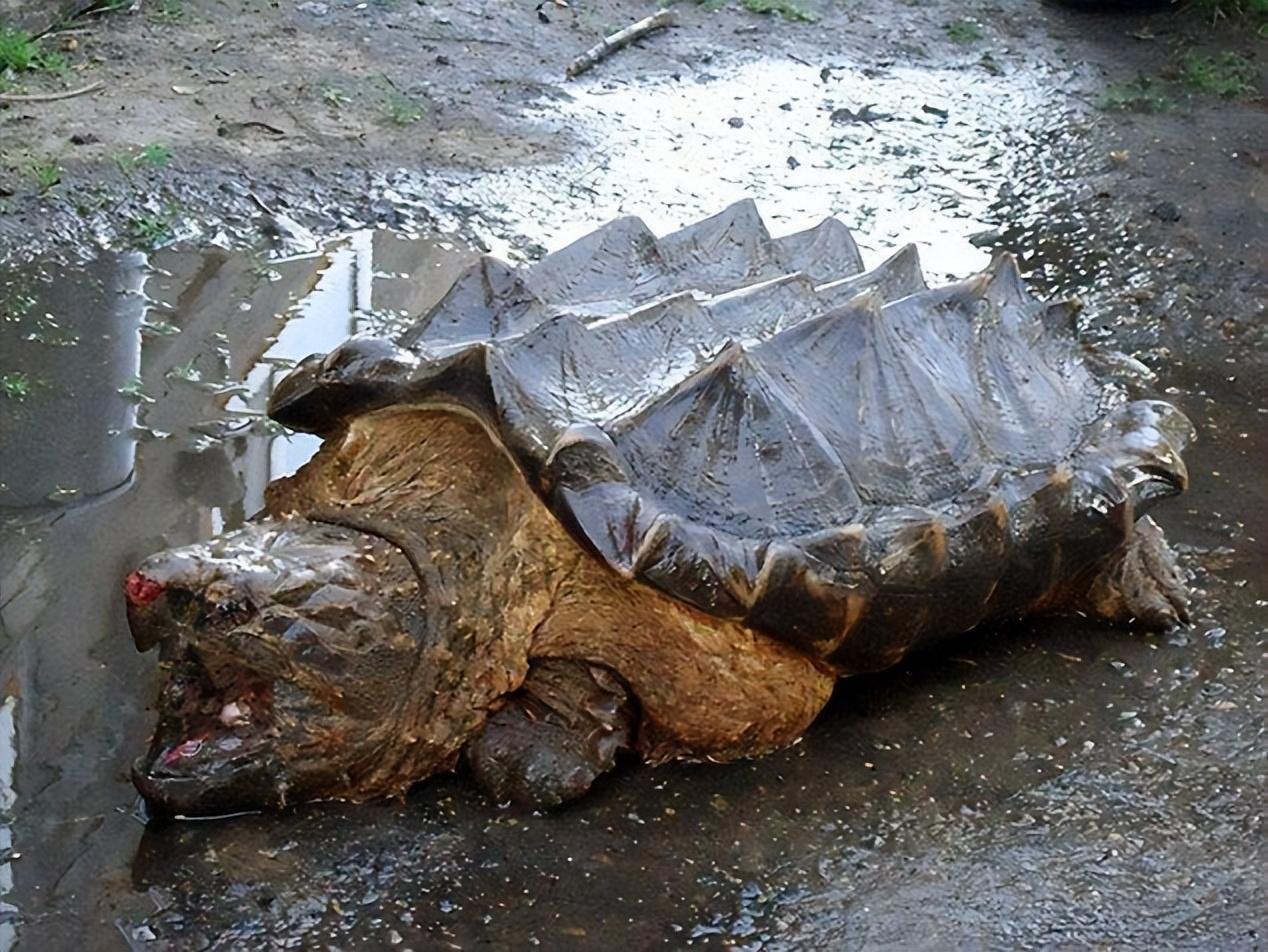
[465,660,634,809]
[1085,516,1190,630]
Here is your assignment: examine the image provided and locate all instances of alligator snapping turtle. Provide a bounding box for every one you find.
[125,201,1193,815]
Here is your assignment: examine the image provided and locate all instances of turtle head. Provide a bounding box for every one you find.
[268,336,419,434]
[126,519,434,817]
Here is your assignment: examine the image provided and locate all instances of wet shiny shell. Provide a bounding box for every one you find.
[270,201,1192,662]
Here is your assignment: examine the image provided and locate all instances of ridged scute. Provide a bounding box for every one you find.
[270,202,1192,667]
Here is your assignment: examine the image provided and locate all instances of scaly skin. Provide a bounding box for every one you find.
[129,407,835,814]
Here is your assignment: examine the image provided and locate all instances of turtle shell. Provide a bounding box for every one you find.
[270,201,1192,663]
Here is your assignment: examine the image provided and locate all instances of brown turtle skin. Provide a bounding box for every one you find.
[126,203,1192,815]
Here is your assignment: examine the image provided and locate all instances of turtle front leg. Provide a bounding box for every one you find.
[465,659,635,808]
[1082,516,1190,629]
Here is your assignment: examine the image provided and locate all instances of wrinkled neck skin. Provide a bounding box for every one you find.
[272,405,833,767]
[261,406,567,798]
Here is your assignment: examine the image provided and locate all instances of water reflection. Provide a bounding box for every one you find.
[0,229,479,947]
[0,254,145,509]
[0,696,17,952]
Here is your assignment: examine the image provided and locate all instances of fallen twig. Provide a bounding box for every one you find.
[565,9,676,79]
[0,81,105,104]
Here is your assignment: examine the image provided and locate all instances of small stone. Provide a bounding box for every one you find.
[786,156,800,169]
[1149,201,1181,223]
[297,1,329,14]
[727,117,744,128]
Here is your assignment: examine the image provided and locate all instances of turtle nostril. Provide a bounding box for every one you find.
[125,571,166,607]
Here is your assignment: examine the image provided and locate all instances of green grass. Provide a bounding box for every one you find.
[376,79,424,125]
[944,19,983,43]
[320,84,349,109]
[1179,51,1258,96]
[1098,74,1174,113]
[1,372,31,401]
[151,0,184,21]
[165,358,201,382]
[0,26,71,73]
[30,161,60,192]
[1185,0,1268,25]
[1098,51,1257,113]
[133,143,172,168]
[0,27,38,71]
[740,0,817,23]
[126,209,176,247]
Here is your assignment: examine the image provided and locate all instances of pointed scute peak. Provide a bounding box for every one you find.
[772,215,864,282]
[975,251,1035,310]
[887,243,924,278]
[706,338,751,372]
[478,254,525,296]
[660,198,771,250]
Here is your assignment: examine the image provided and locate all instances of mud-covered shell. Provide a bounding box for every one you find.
[270,201,1192,663]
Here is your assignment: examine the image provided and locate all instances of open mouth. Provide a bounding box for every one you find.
[157,648,275,765]
[134,644,281,814]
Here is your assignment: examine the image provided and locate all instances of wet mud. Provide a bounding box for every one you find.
[1,0,1265,948]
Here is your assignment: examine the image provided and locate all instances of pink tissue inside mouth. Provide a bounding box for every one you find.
[162,737,205,765]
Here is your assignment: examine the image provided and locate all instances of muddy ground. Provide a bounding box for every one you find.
[0,0,1265,949]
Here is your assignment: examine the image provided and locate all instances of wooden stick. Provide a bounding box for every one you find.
[565,9,676,79]
[0,81,105,104]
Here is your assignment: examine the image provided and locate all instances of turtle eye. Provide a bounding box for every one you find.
[214,599,252,624]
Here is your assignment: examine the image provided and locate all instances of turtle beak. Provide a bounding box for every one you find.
[267,353,327,432]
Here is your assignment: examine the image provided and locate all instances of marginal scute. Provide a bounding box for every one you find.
[271,203,1194,657]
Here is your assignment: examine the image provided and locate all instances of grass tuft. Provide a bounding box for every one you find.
[0,26,73,73]
[151,0,184,21]
[1097,74,1174,113]
[740,0,818,23]
[1179,51,1258,96]
[1,371,31,401]
[30,160,61,192]
[376,78,424,125]
[320,84,349,109]
[0,27,37,71]
[134,143,172,167]
[945,19,983,43]
[127,209,176,248]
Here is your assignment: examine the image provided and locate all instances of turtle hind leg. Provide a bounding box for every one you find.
[1082,516,1191,629]
[465,659,635,809]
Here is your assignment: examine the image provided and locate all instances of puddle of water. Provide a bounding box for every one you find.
[0,53,1262,951]
[0,255,145,509]
[0,229,480,948]
[424,58,1080,282]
